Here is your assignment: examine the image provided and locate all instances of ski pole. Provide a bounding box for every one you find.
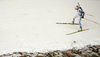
[78,3,95,17]
[84,18,100,25]
[77,2,83,11]
[78,2,95,17]
[86,14,95,17]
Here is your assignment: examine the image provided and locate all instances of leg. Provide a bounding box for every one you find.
[72,14,78,24]
[79,16,82,30]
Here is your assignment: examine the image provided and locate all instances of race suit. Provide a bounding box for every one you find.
[73,8,85,27]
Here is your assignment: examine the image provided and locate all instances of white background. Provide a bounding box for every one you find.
[0,0,100,54]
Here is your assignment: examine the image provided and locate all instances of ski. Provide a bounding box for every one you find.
[67,29,89,35]
[56,23,79,25]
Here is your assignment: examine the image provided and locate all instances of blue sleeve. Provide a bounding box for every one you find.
[82,11,85,13]
[79,10,84,13]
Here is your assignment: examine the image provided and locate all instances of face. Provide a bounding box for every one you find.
[75,5,79,10]
[75,8,77,10]
[75,8,78,10]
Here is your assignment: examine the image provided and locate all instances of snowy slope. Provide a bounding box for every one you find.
[0,0,100,55]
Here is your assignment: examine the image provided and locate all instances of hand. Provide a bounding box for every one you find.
[82,16,84,18]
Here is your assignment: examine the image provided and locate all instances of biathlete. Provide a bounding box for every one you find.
[72,5,85,31]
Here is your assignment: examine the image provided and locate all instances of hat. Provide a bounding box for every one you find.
[76,5,79,7]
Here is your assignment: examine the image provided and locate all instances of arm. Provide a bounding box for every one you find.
[82,11,85,18]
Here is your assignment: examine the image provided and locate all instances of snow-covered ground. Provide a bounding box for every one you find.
[0,0,100,55]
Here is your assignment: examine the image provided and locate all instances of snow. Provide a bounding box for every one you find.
[0,0,100,55]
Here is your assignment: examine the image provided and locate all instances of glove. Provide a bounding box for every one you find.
[82,13,85,18]
[82,16,84,18]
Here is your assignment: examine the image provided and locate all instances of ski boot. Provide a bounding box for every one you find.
[80,26,82,31]
[72,21,74,24]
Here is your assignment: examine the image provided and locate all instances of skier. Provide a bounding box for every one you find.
[72,5,85,31]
